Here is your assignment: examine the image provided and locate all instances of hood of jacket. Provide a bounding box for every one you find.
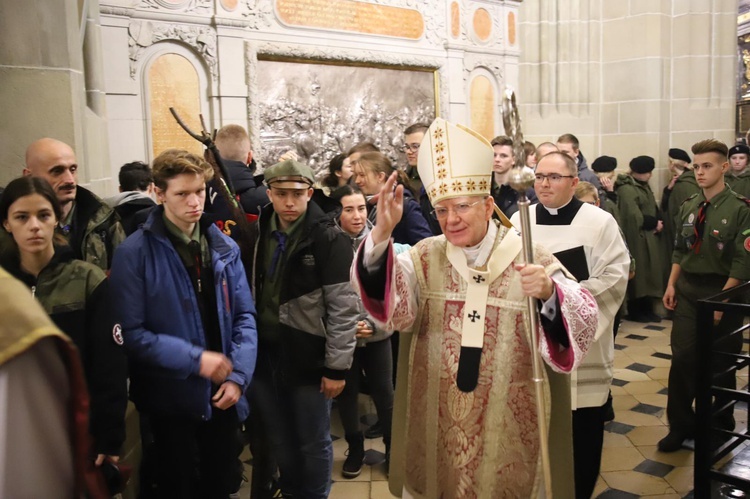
[75,186,117,230]
[103,191,154,208]
[1,244,76,287]
[614,172,637,189]
[331,215,372,252]
[615,172,654,194]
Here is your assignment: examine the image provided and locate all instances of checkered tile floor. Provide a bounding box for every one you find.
[237,318,750,498]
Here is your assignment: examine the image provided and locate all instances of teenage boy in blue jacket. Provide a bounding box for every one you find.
[110,149,257,499]
[251,159,358,499]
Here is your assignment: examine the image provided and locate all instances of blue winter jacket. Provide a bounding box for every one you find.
[110,207,257,421]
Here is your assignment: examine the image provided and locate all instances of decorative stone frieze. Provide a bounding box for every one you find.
[128,21,218,79]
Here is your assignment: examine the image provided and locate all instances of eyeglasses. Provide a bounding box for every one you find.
[400,143,421,153]
[431,200,482,220]
[534,173,576,183]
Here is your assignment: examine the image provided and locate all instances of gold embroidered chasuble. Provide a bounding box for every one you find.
[357,224,597,498]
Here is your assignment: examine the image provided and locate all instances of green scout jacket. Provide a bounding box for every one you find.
[672,187,750,280]
[663,170,700,256]
[615,173,669,299]
[725,171,750,198]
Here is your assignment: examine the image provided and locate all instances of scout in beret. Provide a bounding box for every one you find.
[669,148,691,164]
[591,155,617,173]
[590,156,621,220]
[663,148,700,259]
[629,155,655,174]
[614,155,669,323]
[726,144,750,196]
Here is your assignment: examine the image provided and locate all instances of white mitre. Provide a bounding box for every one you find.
[417,117,494,205]
[418,117,512,227]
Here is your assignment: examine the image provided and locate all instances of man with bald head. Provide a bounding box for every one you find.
[22,138,125,270]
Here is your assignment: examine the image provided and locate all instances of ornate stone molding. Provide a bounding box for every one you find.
[139,0,212,14]
[240,0,445,45]
[214,17,254,28]
[490,5,504,48]
[242,0,276,30]
[253,42,443,68]
[100,5,136,17]
[128,21,218,79]
[463,53,504,86]
[463,1,504,49]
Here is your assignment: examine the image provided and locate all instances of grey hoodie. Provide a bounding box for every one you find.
[333,217,406,346]
[103,190,154,208]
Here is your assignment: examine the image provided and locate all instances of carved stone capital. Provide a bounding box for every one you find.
[242,0,276,30]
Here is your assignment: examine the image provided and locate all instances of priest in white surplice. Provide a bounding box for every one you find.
[511,151,629,499]
[351,118,598,499]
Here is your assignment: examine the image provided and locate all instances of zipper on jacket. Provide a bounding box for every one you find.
[194,254,202,293]
[222,278,230,313]
[31,285,36,298]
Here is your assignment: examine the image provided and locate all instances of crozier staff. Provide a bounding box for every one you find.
[352,118,598,498]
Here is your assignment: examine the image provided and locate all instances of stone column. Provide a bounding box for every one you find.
[519,0,738,195]
[0,0,112,193]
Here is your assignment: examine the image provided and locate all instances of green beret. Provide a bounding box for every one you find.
[264,159,315,188]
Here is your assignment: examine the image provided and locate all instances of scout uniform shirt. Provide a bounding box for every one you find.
[672,186,750,280]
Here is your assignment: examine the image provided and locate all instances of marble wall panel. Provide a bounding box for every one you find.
[148,53,203,157]
[470,74,495,140]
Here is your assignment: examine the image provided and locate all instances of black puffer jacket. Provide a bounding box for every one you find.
[225,159,269,216]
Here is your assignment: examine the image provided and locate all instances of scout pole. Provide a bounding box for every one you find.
[502,87,553,497]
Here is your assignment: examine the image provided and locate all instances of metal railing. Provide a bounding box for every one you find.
[694,281,750,497]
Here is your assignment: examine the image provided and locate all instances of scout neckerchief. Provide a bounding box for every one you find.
[445,222,522,392]
[692,200,709,254]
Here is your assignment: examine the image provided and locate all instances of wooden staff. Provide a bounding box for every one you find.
[502,87,553,497]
